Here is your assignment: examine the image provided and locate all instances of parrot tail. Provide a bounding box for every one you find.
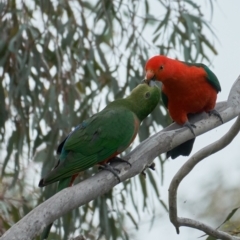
[167,138,195,159]
[40,175,78,239]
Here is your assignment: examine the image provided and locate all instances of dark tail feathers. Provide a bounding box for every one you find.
[167,138,195,159]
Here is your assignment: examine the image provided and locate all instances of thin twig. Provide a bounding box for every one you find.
[0,100,238,240]
[168,115,240,240]
[2,76,240,240]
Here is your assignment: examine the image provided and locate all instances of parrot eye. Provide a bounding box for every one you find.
[159,65,164,70]
[145,92,151,99]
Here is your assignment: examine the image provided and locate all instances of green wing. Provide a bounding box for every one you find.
[42,108,139,185]
[201,64,221,92]
[182,61,221,92]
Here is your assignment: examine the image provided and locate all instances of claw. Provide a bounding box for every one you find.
[141,162,156,177]
[141,171,146,178]
[148,162,156,171]
[208,109,223,123]
[109,157,132,167]
[183,121,196,136]
[99,163,121,182]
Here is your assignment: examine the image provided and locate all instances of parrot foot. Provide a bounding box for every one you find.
[109,156,132,167]
[141,162,156,177]
[208,109,223,123]
[183,121,196,136]
[99,163,121,182]
[148,162,156,171]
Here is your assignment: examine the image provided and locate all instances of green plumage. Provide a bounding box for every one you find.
[181,62,221,92]
[39,82,160,240]
[160,61,221,159]
[39,83,160,187]
[41,109,138,186]
[145,55,221,159]
[162,62,220,110]
[39,83,160,239]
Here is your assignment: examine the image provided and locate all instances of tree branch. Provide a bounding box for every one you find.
[168,114,240,240]
[1,76,240,240]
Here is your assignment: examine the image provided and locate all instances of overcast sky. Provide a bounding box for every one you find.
[137,1,240,239]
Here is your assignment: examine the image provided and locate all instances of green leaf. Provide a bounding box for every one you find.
[126,211,138,229]
[202,207,240,239]
[0,0,219,236]
[139,175,148,209]
[216,207,240,230]
[147,170,161,199]
[153,7,171,34]
[125,33,135,49]
[34,149,48,162]
[2,130,17,176]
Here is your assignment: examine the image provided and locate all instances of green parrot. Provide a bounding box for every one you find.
[39,82,160,239]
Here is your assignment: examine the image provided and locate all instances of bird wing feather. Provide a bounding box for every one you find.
[41,108,139,185]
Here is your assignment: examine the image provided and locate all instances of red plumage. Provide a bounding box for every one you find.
[145,55,218,125]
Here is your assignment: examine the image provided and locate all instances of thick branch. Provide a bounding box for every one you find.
[1,76,240,240]
[168,75,240,239]
[168,115,240,240]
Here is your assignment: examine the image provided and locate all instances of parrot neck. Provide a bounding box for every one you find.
[107,99,151,122]
[105,85,160,122]
[127,100,151,121]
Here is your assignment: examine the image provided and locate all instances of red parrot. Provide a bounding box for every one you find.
[144,55,222,159]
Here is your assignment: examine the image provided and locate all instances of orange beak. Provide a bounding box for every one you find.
[145,70,155,81]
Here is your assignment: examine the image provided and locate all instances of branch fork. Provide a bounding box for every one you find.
[1,76,240,240]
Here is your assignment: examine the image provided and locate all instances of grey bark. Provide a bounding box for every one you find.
[1,76,240,240]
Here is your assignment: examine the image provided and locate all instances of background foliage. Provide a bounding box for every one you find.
[0,0,218,239]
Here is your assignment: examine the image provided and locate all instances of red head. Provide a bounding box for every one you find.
[145,55,175,83]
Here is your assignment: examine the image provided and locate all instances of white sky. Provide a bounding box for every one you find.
[5,1,238,239]
[136,1,240,240]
